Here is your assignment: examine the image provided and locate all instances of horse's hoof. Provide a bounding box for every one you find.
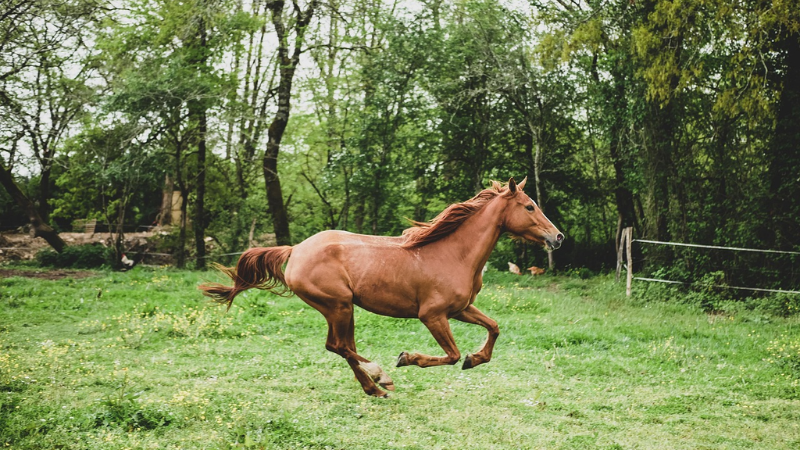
[396,352,409,367]
[365,387,389,398]
[462,354,474,370]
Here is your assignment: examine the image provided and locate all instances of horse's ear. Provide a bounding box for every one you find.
[508,177,517,193]
[517,176,527,190]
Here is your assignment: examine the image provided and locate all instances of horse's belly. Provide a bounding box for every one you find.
[352,285,420,318]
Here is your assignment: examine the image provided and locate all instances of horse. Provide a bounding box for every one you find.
[199,177,563,397]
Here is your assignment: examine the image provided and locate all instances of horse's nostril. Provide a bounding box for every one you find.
[556,233,564,242]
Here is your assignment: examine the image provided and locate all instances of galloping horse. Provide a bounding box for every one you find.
[199,177,563,397]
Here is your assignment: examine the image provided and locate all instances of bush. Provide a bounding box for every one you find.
[755,293,800,318]
[35,244,112,269]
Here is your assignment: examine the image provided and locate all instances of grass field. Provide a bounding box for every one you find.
[1,266,799,449]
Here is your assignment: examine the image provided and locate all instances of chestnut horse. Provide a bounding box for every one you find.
[199,178,563,397]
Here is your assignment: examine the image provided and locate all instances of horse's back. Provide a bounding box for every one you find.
[284,230,404,287]
[290,230,404,257]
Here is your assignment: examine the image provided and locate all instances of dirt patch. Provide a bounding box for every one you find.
[0,268,97,280]
[0,229,249,266]
[0,231,158,263]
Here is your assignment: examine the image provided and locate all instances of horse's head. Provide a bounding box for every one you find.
[501,177,564,250]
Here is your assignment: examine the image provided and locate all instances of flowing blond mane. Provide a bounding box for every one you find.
[401,180,509,248]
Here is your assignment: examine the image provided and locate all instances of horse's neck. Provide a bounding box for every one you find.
[432,197,505,274]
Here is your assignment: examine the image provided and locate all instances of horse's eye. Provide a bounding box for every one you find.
[525,205,534,212]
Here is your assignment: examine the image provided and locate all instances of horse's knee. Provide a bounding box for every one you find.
[488,322,500,338]
[325,341,347,356]
[445,350,461,365]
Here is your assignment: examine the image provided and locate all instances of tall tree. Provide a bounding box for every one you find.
[0,0,99,237]
[186,1,211,269]
[767,30,800,250]
[263,0,319,245]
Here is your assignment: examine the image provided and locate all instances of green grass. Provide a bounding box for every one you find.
[1,266,799,449]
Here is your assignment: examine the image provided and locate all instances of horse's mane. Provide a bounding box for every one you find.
[401,180,509,248]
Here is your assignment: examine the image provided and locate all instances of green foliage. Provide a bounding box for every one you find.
[52,124,167,229]
[35,244,112,269]
[4,0,800,290]
[633,273,800,320]
[756,294,800,318]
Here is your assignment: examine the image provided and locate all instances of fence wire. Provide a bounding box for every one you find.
[632,239,800,296]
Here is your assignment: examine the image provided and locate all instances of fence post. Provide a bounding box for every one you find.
[625,227,633,297]
[616,229,625,282]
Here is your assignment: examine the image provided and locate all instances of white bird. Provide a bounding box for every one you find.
[121,253,134,268]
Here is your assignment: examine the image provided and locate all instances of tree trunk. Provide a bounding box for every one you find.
[639,0,682,267]
[174,126,188,268]
[159,173,174,226]
[0,162,66,252]
[38,161,52,223]
[767,31,800,250]
[193,107,207,269]
[609,108,636,251]
[111,197,127,270]
[525,118,555,271]
[608,77,636,230]
[263,0,318,246]
[534,133,554,271]
[186,9,209,268]
[177,186,188,269]
[264,140,292,245]
[643,103,674,252]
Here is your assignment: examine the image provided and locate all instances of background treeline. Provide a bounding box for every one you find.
[1,0,799,288]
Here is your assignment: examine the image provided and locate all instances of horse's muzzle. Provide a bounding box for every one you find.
[546,233,564,250]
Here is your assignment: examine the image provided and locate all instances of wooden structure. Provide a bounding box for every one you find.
[616,226,633,296]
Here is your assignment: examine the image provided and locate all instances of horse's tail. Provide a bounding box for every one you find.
[199,246,293,310]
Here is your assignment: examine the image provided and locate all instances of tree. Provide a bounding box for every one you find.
[55,123,165,268]
[0,162,66,251]
[0,0,100,249]
[99,0,239,267]
[766,25,800,250]
[263,0,319,246]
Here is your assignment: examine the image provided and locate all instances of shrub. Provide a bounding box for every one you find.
[754,293,800,318]
[35,244,112,269]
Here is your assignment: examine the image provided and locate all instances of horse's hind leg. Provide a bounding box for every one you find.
[452,305,499,369]
[396,312,461,368]
[341,312,395,391]
[321,303,394,397]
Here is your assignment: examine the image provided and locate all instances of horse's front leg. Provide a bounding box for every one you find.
[396,312,461,368]
[452,305,499,369]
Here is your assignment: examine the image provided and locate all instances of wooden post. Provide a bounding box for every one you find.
[616,230,625,282]
[248,218,257,248]
[625,227,633,297]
